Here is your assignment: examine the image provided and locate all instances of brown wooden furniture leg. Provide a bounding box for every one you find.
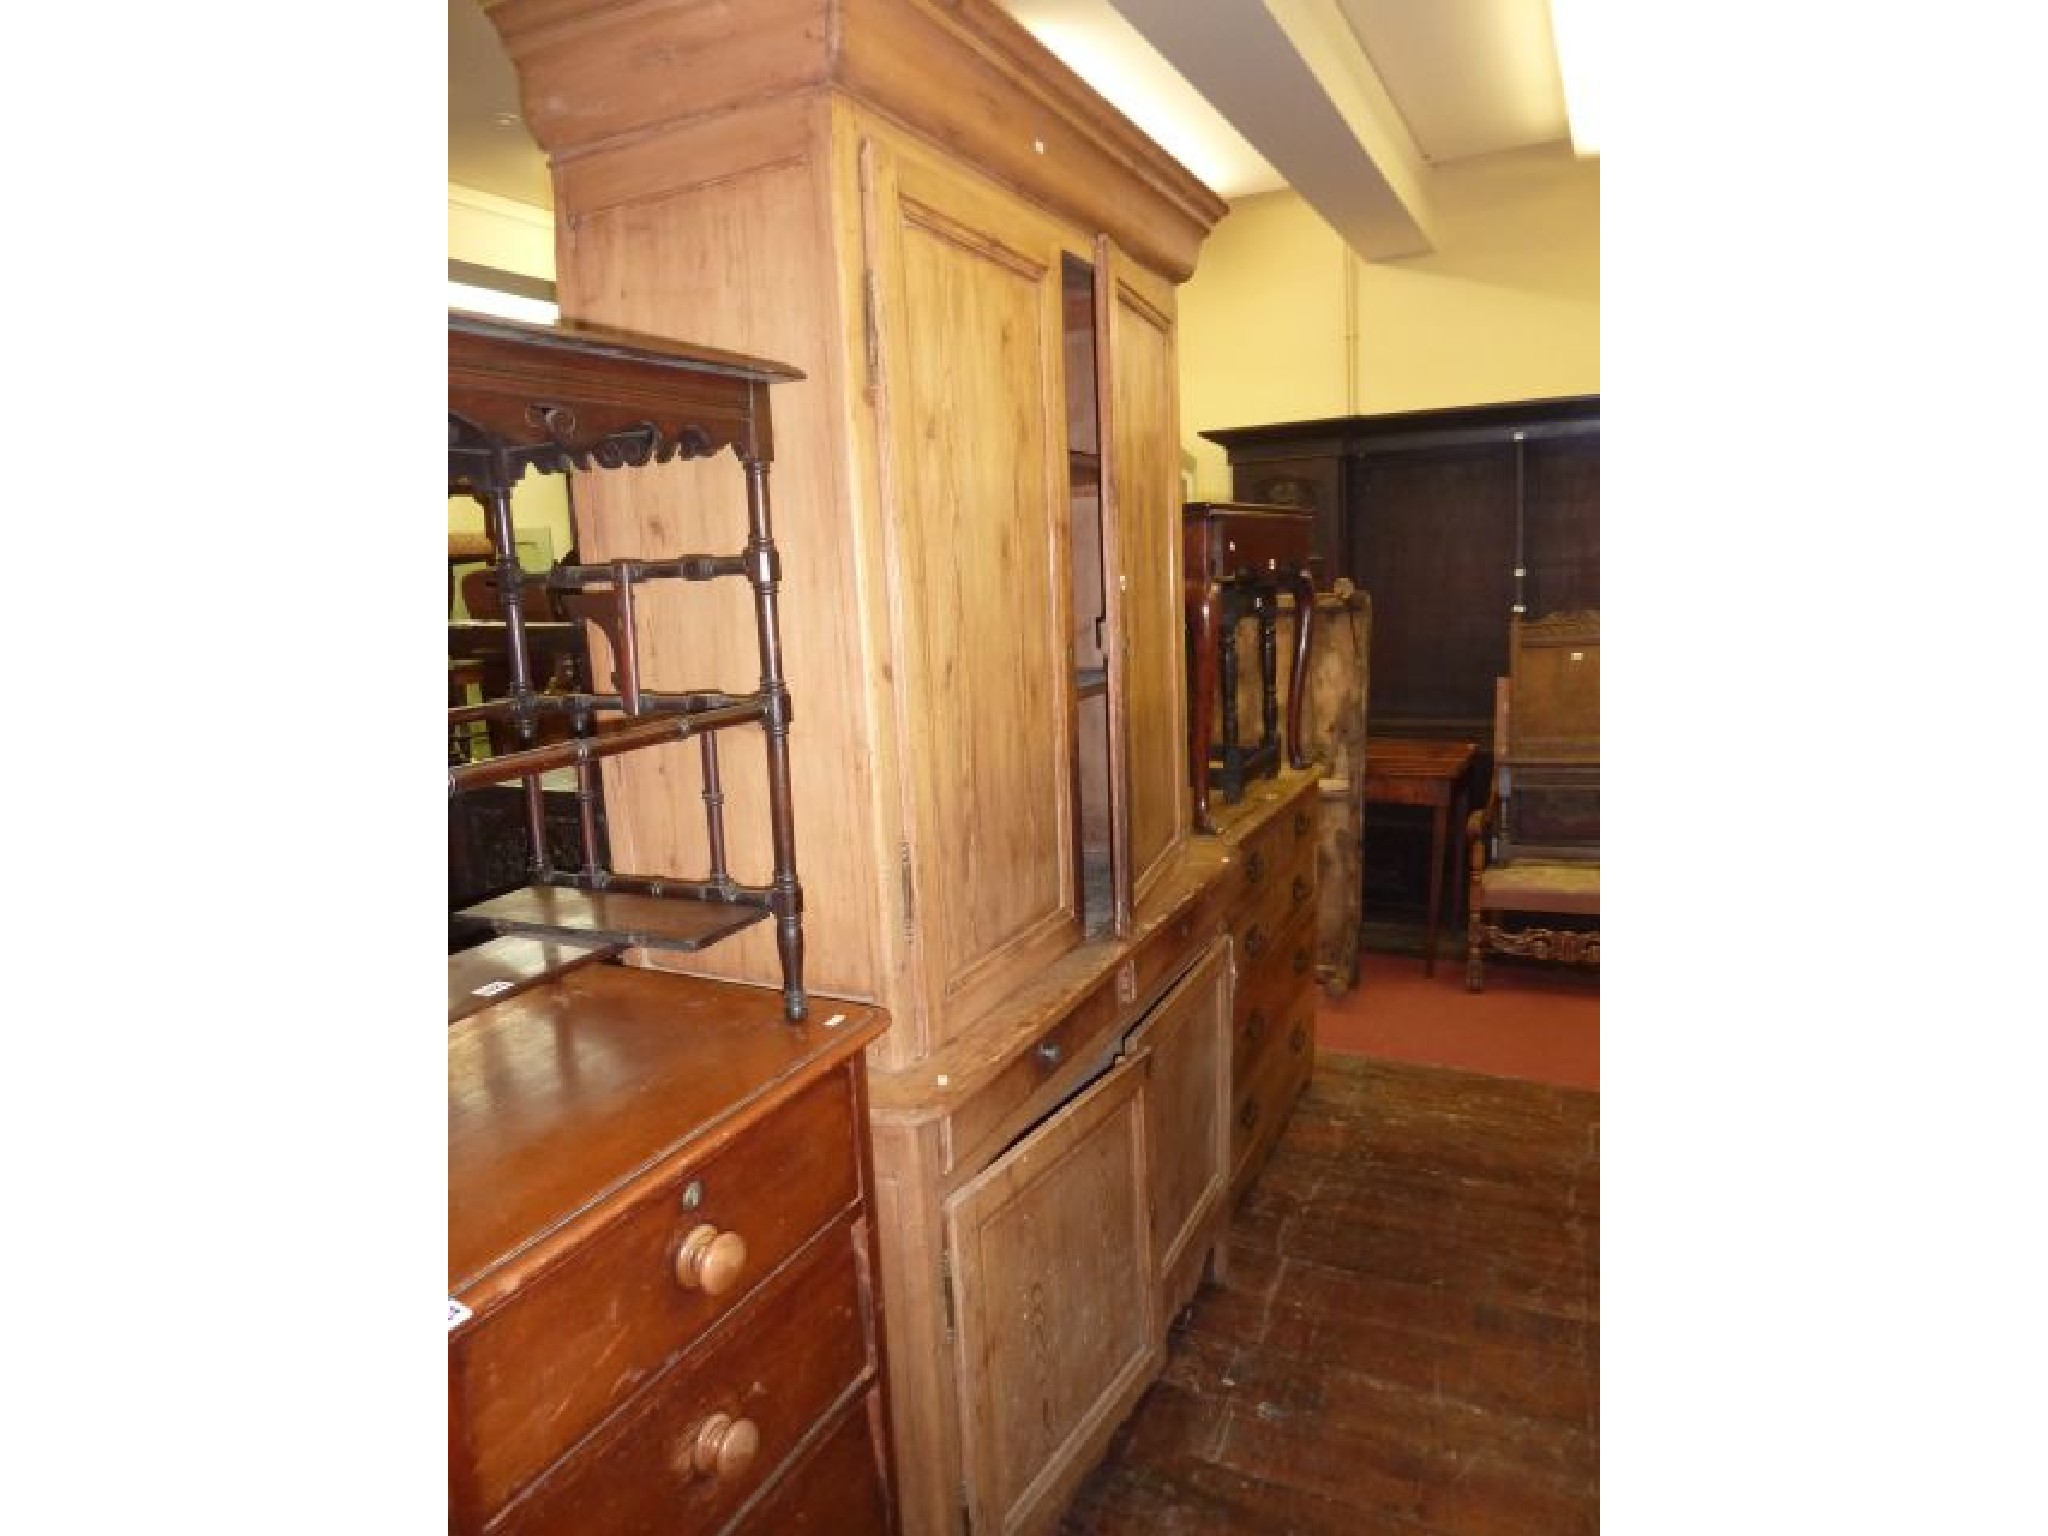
[1424,796,1447,977]
[1466,820,1488,992]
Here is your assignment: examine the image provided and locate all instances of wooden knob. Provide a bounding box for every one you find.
[682,1412,761,1481]
[1293,809,1311,838]
[674,1223,748,1296]
[1244,1008,1266,1044]
[1292,874,1310,906]
[1238,1098,1258,1131]
[1244,924,1266,960]
[1244,850,1266,885]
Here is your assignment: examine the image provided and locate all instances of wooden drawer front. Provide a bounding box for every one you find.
[728,1388,893,1536]
[1203,514,1311,578]
[1229,863,1316,1008]
[487,1213,873,1536]
[455,1068,861,1518]
[1232,906,1318,1085]
[944,900,1207,1176]
[1227,797,1318,937]
[1230,990,1315,1192]
[1235,782,1316,887]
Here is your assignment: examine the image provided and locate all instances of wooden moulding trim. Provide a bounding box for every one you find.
[835,0,1225,281]
[484,0,836,157]
[549,91,824,220]
[487,0,1227,281]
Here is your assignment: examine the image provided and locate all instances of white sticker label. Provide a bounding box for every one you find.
[471,980,516,998]
[448,1298,473,1332]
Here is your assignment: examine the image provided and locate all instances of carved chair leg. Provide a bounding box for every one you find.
[1466,909,1486,993]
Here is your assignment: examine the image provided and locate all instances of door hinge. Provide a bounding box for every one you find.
[900,841,916,937]
[939,1245,956,1341]
[862,267,881,388]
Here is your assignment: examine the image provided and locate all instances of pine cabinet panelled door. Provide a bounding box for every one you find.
[1104,247,1189,911]
[867,142,1084,1031]
[1128,938,1232,1320]
[943,1056,1159,1536]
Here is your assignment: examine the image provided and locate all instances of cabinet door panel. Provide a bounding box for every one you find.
[870,145,1081,1029]
[1104,248,1188,903]
[944,1053,1158,1535]
[1125,937,1231,1320]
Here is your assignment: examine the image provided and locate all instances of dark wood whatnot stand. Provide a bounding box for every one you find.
[1361,737,1478,977]
[448,965,897,1535]
[1183,502,1316,834]
[447,310,811,1019]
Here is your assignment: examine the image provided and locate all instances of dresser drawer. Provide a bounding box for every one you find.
[728,1387,893,1536]
[1226,796,1318,939]
[453,1066,863,1519]
[487,1211,875,1536]
[943,894,1209,1177]
[1230,995,1314,1192]
[1232,905,1318,1085]
[1237,784,1316,883]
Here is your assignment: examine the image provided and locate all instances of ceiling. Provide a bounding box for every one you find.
[449,0,1581,262]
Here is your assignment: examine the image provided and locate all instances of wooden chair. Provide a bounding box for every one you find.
[1465,610,1599,991]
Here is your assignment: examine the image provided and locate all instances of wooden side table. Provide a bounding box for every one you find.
[1362,737,1477,975]
[1183,502,1316,834]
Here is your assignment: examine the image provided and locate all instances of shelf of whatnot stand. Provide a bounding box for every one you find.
[446,309,811,1020]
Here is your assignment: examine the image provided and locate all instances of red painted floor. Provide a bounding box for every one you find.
[1317,946,1599,1092]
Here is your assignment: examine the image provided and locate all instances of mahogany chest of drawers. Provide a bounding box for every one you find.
[449,963,896,1534]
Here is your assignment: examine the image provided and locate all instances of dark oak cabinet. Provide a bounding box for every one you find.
[1204,398,1597,925]
[1205,397,1598,744]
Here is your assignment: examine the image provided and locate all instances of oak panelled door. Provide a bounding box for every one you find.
[866,140,1084,1033]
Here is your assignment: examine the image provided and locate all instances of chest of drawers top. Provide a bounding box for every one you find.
[449,963,885,1307]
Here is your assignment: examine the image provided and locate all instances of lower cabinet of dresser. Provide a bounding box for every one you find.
[485,1211,880,1536]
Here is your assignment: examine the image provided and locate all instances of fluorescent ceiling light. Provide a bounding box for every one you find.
[1547,0,1599,156]
[1006,3,1283,197]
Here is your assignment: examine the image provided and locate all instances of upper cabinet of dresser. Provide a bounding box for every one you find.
[483,0,1226,1069]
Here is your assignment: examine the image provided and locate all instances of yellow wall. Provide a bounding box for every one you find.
[448,183,555,280]
[1179,143,1599,495]
[447,183,573,581]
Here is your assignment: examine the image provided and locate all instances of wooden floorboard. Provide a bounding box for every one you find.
[1060,1054,1599,1535]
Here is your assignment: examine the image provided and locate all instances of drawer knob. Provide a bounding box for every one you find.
[683,1411,761,1481]
[1291,874,1311,907]
[1290,1020,1309,1053]
[1238,1098,1259,1132]
[1244,924,1266,960]
[674,1224,748,1296]
[1293,809,1311,838]
[1244,850,1266,884]
[1244,1008,1266,1044]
